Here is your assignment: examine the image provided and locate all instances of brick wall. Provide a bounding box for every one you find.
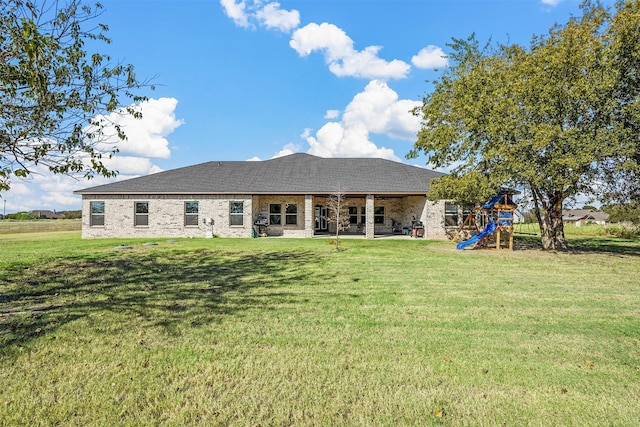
[423,199,448,239]
[80,194,449,240]
[81,194,253,238]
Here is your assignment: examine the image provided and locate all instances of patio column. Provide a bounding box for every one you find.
[304,195,314,238]
[365,194,375,239]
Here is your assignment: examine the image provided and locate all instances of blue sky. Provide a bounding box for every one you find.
[3,0,604,213]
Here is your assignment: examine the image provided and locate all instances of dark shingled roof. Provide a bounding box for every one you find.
[74,153,444,196]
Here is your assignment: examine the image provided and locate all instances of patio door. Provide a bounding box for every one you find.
[315,205,328,232]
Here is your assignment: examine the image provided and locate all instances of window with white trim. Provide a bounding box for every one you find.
[445,202,459,226]
[90,201,105,226]
[285,204,298,225]
[230,201,244,226]
[185,201,199,226]
[269,204,281,225]
[135,202,149,226]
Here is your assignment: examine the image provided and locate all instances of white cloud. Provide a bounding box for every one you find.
[297,80,421,161]
[218,2,435,165]
[325,110,340,119]
[92,97,183,159]
[343,80,421,140]
[541,0,561,6]
[256,2,300,32]
[5,182,30,196]
[2,165,85,212]
[290,22,410,80]
[305,122,342,156]
[2,97,181,213]
[33,171,79,194]
[305,121,399,160]
[221,0,300,33]
[220,0,249,28]
[290,22,352,58]
[41,191,83,207]
[248,143,300,161]
[1,156,167,213]
[101,156,163,176]
[300,128,313,140]
[221,2,414,79]
[411,45,449,69]
[271,143,300,158]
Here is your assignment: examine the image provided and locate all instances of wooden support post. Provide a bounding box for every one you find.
[509,227,514,250]
[453,211,479,242]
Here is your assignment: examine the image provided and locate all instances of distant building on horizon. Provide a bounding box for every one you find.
[30,210,66,220]
[562,209,609,226]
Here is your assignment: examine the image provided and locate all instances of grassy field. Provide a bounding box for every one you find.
[0,219,81,234]
[1,230,639,426]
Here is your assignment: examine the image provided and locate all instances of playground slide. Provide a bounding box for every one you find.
[456,221,497,250]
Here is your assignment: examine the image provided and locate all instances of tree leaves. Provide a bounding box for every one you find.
[0,0,150,191]
[410,0,639,250]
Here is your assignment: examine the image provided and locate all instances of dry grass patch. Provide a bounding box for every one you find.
[0,219,81,234]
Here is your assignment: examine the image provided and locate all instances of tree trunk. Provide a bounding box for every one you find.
[532,188,568,251]
[539,204,567,251]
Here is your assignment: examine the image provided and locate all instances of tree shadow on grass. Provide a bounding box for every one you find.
[514,235,640,257]
[0,247,334,355]
[566,236,640,257]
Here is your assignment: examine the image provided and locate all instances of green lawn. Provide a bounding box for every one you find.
[1,232,639,426]
[0,219,81,234]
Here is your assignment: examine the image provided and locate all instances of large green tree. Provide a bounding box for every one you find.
[0,0,149,191]
[409,0,639,251]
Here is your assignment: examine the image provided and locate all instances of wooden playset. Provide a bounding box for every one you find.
[454,194,516,250]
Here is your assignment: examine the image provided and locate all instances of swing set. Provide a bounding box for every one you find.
[454,193,518,250]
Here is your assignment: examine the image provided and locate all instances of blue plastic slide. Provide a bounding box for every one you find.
[456,221,497,250]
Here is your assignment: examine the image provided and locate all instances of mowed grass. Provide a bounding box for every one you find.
[1,232,639,426]
[0,219,81,234]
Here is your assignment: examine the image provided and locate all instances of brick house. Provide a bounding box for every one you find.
[74,153,458,239]
[562,209,610,226]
